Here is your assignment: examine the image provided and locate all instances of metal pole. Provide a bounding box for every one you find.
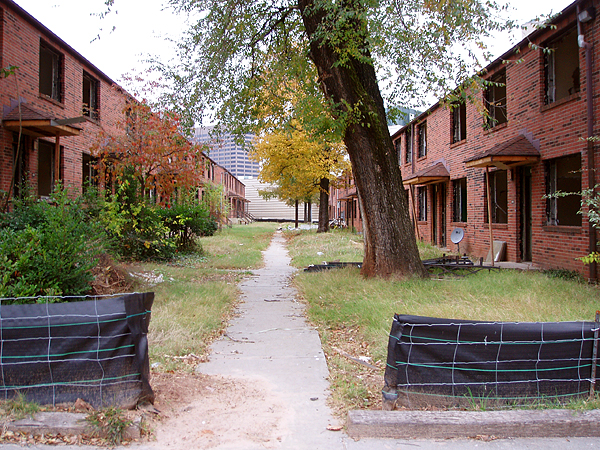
[590,310,599,399]
[486,167,495,267]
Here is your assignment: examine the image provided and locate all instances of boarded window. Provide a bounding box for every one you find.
[83,72,99,120]
[417,186,427,221]
[39,42,62,102]
[544,27,580,104]
[484,69,507,128]
[546,153,582,226]
[417,122,427,158]
[405,128,413,164]
[38,140,55,197]
[451,102,467,143]
[452,178,467,222]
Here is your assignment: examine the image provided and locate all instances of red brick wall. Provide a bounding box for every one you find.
[390,0,600,278]
[0,0,127,197]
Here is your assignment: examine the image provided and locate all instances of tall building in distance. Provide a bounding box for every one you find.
[194,126,258,178]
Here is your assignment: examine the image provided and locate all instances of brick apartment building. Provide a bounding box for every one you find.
[331,0,600,279]
[0,0,246,220]
[0,0,130,200]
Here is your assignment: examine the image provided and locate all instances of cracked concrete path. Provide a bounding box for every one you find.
[195,230,349,449]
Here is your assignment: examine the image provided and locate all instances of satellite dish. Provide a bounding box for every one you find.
[450,227,465,244]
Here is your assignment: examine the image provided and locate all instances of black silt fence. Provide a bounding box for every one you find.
[383,314,599,409]
[0,292,154,408]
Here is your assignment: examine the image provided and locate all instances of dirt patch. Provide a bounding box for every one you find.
[90,253,133,295]
[144,370,288,449]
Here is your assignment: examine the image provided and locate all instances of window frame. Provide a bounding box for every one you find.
[452,178,468,223]
[39,41,63,103]
[545,153,582,227]
[484,69,507,129]
[486,170,508,224]
[417,122,427,159]
[417,186,427,221]
[405,128,413,164]
[82,71,100,120]
[543,27,580,105]
[451,102,467,143]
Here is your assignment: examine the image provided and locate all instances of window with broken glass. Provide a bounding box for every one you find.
[39,42,63,102]
[544,27,580,105]
[417,122,427,158]
[83,72,99,120]
[452,178,468,222]
[417,186,427,221]
[405,128,413,164]
[451,102,467,143]
[484,69,507,128]
[485,170,508,224]
[546,153,582,226]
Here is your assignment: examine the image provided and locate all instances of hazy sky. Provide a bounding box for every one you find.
[14,0,575,89]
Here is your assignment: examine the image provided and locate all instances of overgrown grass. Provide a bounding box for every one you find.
[0,393,39,420]
[135,222,279,371]
[284,228,600,415]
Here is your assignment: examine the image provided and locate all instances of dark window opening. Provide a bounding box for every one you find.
[394,138,402,165]
[39,42,62,102]
[417,186,427,221]
[83,72,99,120]
[452,178,468,222]
[546,153,582,226]
[451,102,467,143]
[544,27,580,105]
[486,170,508,224]
[82,153,99,190]
[12,134,28,199]
[417,122,427,158]
[405,128,413,164]
[38,140,55,197]
[484,69,507,128]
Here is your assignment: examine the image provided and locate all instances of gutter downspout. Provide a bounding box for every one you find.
[577,5,597,282]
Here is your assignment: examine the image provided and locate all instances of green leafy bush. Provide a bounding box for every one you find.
[157,202,217,251]
[0,187,107,300]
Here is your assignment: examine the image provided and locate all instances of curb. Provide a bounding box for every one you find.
[347,409,600,440]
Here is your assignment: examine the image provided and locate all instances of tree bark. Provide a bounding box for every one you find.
[298,0,427,278]
[317,177,330,233]
[295,199,299,228]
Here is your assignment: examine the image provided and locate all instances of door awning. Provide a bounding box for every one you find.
[339,188,358,200]
[465,135,540,169]
[403,162,450,186]
[3,103,82,137]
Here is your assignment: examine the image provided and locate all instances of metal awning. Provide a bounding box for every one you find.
[3,103,82,137]
[465,135,540,169]
[403,161,450,186]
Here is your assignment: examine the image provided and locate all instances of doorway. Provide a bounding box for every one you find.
[520,167,532,261]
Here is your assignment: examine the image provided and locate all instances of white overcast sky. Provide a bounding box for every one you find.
[14,0,575,91]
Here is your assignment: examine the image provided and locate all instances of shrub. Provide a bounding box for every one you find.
[157,202,218,252]
[0,186,107,300]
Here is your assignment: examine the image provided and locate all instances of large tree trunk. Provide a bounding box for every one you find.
[298,0,427,278]
[317,177,330,233]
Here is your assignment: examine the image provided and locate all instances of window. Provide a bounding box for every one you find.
[39,41,62,102]
[82,153,98,190]
[484,69,507,128]
[417,186,427,221]
[544,27,580,105]
[451,102,467,143]
[417,122,427,158]
[394,138,402,165]
[405,128,413,164]
[83,72,99,120]
[38,140,55,197]
[486,170,508,224]
[546,153,582,226]
[452,178,467,222]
